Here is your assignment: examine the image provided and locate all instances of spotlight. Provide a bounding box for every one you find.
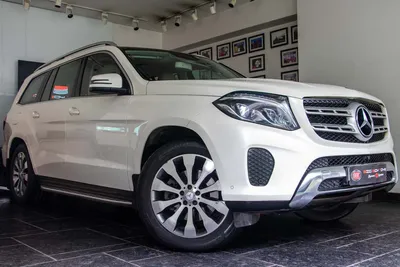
[174,15,181,27]
[23,0,30,10]
[210,1,216,14]
[55,0,62,8]
[101,12,108,25]
[229,0,237,8]
[161,20,167,32]
[66,5,73,18]
[133,19,139,31]
[191,9,198,21]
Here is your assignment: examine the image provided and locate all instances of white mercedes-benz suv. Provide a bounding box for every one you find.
[1,42,397,251]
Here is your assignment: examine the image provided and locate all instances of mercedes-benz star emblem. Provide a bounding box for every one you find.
[355,106,374,139]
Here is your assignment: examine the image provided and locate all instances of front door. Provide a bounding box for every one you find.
[64,53,131,190]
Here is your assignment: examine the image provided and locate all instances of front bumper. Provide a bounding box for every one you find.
[289,161,396,209]
[188,99,398,208]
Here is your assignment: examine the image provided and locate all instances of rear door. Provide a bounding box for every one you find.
[64,52,131,190]
[31,59,84,179]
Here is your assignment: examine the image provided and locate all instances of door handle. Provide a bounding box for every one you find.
[32,111,40,119]
[69,107,80,116]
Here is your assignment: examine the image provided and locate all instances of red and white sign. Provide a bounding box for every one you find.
[351,169,362,182]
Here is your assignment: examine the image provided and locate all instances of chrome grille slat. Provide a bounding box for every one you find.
[304,98,387,143]
[311,124,355,133]
[305,107,351,117]
[370,112,387,118]
[374,126,389,134]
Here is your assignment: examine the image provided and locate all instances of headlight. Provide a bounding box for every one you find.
[213,92,299,131]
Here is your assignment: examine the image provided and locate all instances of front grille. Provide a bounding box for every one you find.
[303,98,387,143]
[316,132,386,144]
[318,178,347,191]
[305,153,394,175]
[247,148,274,186]
[303,98,383,112]
[308,115,347,125]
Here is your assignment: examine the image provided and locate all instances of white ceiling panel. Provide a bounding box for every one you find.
[4,0,250,31]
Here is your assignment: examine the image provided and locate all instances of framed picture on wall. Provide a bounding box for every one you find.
[217,43,231,60]
[200,47,213,59]
[189,51,199,55]
[232,38,247,57]
[248,33,265,53]
[281,70,299,81]
[291,25,298,43]
[249,54,265,73]
[270,27,289,48]
[281,48,298,67]
[252,75,266,78]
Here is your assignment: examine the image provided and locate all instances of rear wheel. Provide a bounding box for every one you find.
[9,144,40,205]
[295,203,359,222]
[137,141,238,251]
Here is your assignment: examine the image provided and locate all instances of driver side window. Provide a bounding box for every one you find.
[80,53,129,96]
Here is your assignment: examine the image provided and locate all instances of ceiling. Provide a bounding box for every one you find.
[4,0,250,32]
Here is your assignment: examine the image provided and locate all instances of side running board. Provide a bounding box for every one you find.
[39,176,134,207]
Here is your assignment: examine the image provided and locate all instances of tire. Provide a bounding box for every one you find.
[295,203,359,222]
[8,144,40,205]
[137,141,238,251]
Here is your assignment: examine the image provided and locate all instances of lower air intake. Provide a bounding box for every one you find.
[247,148,274,186]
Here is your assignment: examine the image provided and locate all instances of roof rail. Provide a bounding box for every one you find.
[36,41,118,72]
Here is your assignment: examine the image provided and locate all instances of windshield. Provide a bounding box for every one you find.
[121,48,244,81]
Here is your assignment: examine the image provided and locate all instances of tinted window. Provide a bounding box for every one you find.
[50,59,82,100]
[19,73,48,105]
[81,53,128,96]
[41,69,58,102]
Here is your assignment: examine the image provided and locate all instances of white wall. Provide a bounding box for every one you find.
[297,0,400,193]
[163,0,297,50]
[0,1,162,144]
[185,21,298,79]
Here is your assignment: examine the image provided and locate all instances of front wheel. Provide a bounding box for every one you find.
[137,141,238,251]
[295,203,359,222]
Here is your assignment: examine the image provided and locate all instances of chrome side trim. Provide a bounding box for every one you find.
[289,162,396,209]
[36,41,117,72]
[41,186,132,206]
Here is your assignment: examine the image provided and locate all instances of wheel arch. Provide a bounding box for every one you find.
[139,125,207,170]
[8,137,27,161]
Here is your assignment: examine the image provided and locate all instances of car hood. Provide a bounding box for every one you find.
[146,78,381,102]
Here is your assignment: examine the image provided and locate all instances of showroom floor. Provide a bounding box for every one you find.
[0,189,400,267]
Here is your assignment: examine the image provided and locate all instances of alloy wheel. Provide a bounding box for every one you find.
[150,154,228,238]
[13,152,29,197]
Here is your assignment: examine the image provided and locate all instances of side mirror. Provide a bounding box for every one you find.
[89,73,128,94]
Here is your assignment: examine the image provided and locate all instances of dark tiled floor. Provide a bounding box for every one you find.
[1,189,400,267]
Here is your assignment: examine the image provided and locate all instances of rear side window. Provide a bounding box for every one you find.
[19,73,48,105]
[50,59,83,100]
